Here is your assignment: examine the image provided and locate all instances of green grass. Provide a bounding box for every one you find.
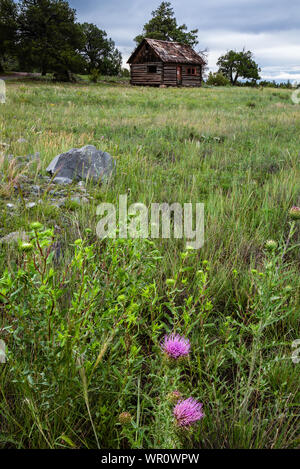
[0,82,299,449]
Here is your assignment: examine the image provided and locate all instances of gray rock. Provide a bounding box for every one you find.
[0,231,28,244]
[17,138,27,144]
[46,145,115,183]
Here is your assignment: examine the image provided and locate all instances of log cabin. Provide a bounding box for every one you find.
[127,38,206,87]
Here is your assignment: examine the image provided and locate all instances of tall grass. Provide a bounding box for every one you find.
[0,82,299,448]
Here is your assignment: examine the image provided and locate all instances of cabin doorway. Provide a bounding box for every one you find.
[176,66,182,85]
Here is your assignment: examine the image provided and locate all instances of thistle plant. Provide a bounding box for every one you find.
[173,398,204,427]
[161,333,190,360]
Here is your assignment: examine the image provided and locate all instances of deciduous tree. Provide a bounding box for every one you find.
[217,49,261,85]
[80,23,122,75]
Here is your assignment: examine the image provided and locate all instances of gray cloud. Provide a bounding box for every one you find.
[70,0,300,80]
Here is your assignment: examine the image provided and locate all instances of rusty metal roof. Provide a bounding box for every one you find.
[127,38,206,65]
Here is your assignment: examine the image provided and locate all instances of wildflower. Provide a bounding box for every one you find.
[167,390,182,404]
[161,333,190,359]
[173,397,204,427]
[289,206,300,220]
[265,239,277,251]
[119,412,132,425]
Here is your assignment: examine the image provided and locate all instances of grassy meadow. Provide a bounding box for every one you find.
[0,80,299,448]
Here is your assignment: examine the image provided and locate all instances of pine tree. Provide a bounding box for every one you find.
[134,1,198,47]
[0,0,18,72]
[18,0,84,79]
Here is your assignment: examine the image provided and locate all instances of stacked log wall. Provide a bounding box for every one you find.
[181,65,202,87]
[163,64,177,86]
[130,62,162,86]
[130,62,202,87]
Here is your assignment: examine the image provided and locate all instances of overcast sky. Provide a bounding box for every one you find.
[70,0,300,81]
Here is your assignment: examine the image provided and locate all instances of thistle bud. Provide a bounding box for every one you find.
[20,242,33,252]
[265,239,277,251]
[167,390,182,404]
[30,222,43,231]
[119,412,132,425]
[289,206,300,220]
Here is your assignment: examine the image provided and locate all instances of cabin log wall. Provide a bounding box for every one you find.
[128,39,205,87]
[130,62,202,87]
[130,62,163,86]
[181,65,202,87]
[163,64,177,86]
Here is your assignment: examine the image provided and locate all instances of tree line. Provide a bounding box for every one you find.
[0,0,122,80]
[0,0,263,85]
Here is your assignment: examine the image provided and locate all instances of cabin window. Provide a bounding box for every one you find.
[187,67,197,75]
[148,65,157,73]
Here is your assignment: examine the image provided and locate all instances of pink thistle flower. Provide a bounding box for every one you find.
[173,398,204,427]
[161,333,190,359]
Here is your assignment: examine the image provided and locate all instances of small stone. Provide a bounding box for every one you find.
[53,177,73,185]
[31,185,41,194]
[26,202,36,209]
[17,138,27,144]
[6,203,15,209]
[52,198,66,207]
[71,196,89,204]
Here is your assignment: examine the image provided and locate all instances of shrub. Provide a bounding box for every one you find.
[206,72,231,86]
[89,68,101,83]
